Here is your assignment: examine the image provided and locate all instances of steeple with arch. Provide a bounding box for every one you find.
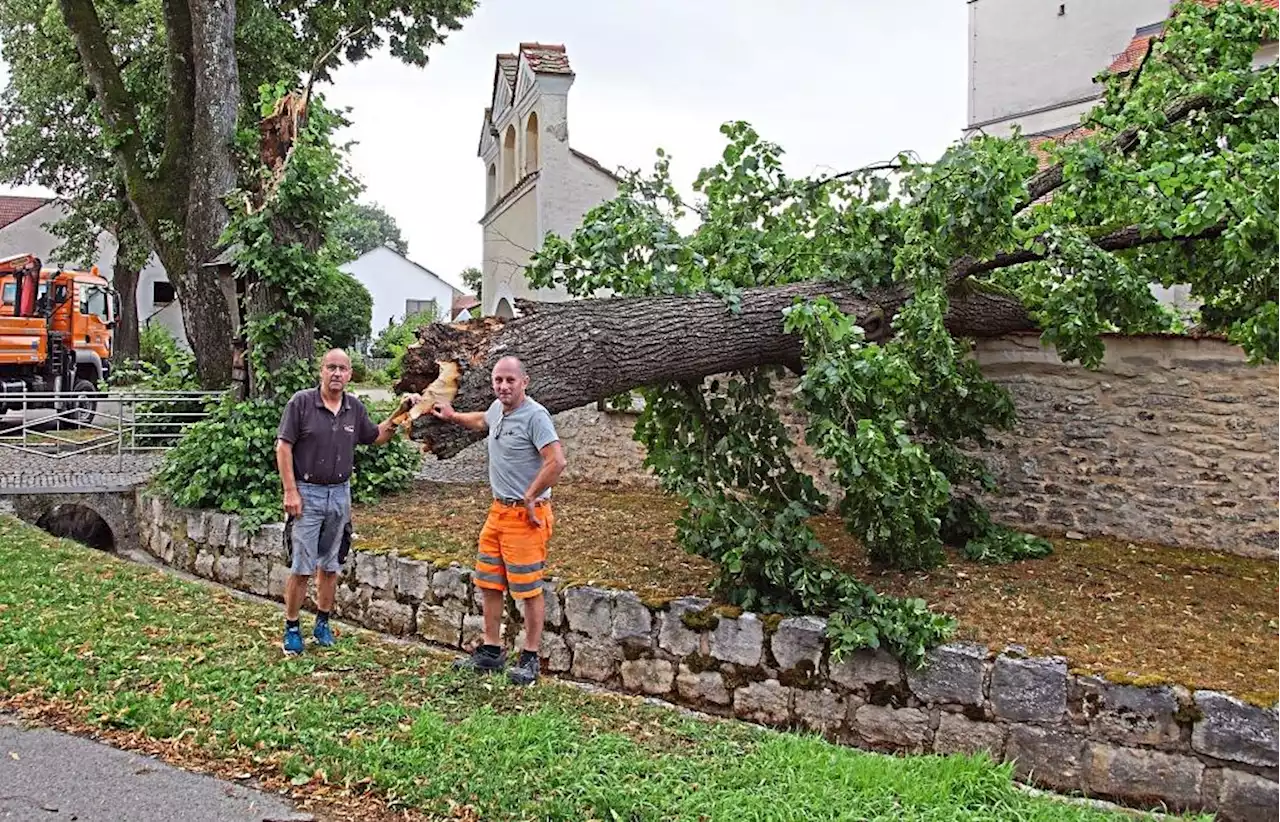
[476,43,620,317]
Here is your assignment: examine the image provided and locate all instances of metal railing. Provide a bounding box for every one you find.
[0,390,223,462]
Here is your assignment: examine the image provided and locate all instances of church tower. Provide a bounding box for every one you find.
[477,43,619,317]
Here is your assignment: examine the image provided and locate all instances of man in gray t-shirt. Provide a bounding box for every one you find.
[431,356,566,685]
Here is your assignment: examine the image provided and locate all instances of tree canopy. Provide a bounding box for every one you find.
[50,0,473,386]
[332,201,409,261]
[400,0,1278,663]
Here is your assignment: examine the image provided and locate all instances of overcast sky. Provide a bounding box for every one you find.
[0,0,968,289]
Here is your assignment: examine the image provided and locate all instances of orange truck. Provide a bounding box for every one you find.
[0,253,119,424]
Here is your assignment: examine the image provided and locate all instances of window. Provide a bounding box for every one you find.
[502,125,517,191]
[405,299,437,321]
[2,282,47,306]
[80,284,109,322]
[152,280,175,306]
[486,163,497,207]
[523,111,540,175]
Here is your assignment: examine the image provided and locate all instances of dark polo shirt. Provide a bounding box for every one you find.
[277,388,381,485]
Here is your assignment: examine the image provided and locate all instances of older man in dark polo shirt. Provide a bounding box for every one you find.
[275,348,418,655]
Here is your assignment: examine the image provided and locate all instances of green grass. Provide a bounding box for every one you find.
[0,516,1202,821]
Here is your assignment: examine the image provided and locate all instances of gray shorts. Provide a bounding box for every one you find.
[285,481,351,575]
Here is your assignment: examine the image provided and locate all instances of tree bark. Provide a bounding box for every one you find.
[243,90,321,398]
[111,248,141,362]
[59,0,238,389]
[394,281,1037,458]
[179,0,240,388]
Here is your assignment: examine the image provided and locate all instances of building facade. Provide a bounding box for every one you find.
[339,245,463,336]
[0,196,186,343]
[477,43,620,318]
[966,0,1278,142]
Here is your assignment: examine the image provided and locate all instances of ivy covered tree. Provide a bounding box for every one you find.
[396,0,1278,663]
[156,87,419,528]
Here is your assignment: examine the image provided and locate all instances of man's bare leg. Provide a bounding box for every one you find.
[284,574,310,621]
[316,570,338,613]
[482,588,504,646]
[521,593,544,652]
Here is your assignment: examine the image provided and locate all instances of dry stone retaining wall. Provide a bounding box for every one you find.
[138,493,1279,822]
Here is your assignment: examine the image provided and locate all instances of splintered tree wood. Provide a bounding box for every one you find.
[394,280,1036,459]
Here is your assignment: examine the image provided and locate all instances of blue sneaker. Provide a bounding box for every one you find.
[282,625,304,655]
[312,620,335,647]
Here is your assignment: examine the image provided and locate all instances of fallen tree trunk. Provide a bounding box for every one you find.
[394,280,1036,458]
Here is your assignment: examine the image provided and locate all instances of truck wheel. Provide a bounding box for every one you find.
[57,379,99,429]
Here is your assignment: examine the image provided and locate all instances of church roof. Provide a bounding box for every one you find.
[519,42,573,76]
[495,53,519,93]
[1108,0,1277,75]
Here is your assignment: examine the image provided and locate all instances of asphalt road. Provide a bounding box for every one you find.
[0,715,312,822]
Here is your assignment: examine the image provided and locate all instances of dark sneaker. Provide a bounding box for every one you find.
[508,651,540,686]
[452,645,506,674]
[313,621,335,647]
[282,626,304,655]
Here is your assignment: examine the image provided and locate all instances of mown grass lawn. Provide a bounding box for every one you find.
[0,516,1204,822]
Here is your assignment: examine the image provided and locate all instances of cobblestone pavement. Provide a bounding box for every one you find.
[0,452,163,491]
[414,440,488,484]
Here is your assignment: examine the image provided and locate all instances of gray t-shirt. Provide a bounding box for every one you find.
[485,397,559,501]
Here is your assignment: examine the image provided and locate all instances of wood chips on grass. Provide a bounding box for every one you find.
[353,481,1278,703]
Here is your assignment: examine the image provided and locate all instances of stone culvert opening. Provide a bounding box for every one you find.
[36,504,116,552]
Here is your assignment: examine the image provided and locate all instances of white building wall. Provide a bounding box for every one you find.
[554,153,619,240]
[0,202,188,346]
[340,245,457,335]
[477,64,619,315]
[967,0,1171,130]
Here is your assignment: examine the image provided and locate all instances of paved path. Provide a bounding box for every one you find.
[0,714,312,822]
[0,452,161,492]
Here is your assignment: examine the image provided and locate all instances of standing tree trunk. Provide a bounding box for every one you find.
[60,0,239,390]
[241,90,322,399]
[179,0,239,388]
[108,195,143,360]
[111,250,141,361]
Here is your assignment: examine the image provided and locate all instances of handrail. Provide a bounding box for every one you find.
[0,389,223,463]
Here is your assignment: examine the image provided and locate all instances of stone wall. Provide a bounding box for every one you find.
[138,494,1279,822]
[541,334,1279,558]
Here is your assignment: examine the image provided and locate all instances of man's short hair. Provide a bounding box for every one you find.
[494,355,526,376]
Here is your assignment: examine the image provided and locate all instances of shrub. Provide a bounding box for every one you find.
[370,308,436,379]
[156,391,420,531]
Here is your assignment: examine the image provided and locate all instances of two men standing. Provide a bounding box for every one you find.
[276,350,565,687]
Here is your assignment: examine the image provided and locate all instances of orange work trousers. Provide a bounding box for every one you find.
[474,500,553,599]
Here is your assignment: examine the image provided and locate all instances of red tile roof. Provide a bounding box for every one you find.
[1026,126,1095,170]
[452,293,481,317]
[519,42,572,76]
[0,196,50,230]
[495,53,518,93]
[1108,32,1158,74]
[1109,0,1277,74]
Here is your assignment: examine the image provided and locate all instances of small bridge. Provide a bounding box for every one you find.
[0,390,218,550]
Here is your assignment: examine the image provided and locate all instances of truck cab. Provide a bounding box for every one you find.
[0,254,119,423]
